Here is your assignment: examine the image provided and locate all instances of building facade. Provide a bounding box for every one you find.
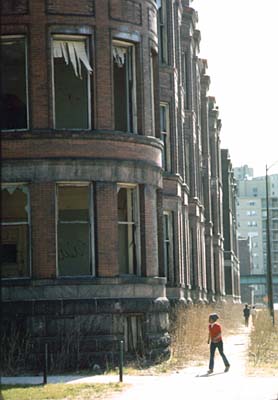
[1,0,238,368]
[221,149,240,303]
[235,169,278,304]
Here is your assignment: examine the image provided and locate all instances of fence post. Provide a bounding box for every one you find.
[43,343,48,385]
[119,340,124,382]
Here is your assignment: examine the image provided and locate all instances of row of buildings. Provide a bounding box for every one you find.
[1,0,240,367]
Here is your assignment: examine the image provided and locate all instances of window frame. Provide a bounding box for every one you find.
[113,40,138,134]
[163,210,174,282]
[0,35,29,131]
[160,102,171,172]
[158,0,169,64]
[117,184,141,275]
[1,183,31,279]
[56,182,95,277]
[51,34,92,130]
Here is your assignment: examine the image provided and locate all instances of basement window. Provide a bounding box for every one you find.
[124,314,144,354]
[0,36,29,130]
[117,185,140,274]
[57,185,93,276]
[113,41,137,133]
[1,185,30,278]
[52,36,92,129]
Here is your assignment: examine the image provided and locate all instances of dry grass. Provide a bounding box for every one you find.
[248,309,278,376]
[168,303,242,369]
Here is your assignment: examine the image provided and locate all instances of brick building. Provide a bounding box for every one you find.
[221,149,241,302]
[1,0,238,368]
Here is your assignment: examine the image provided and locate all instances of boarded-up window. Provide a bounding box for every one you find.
[52,36,92,129]
[113,41,137,133]
[0,36,28,130]
[1,185,30,278]
[57,185,93,276]
[117,186,140,274]
[124,314,144,354]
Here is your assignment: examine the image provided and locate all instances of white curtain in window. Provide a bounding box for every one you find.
[53,40,93,79]
[113,46,127,67]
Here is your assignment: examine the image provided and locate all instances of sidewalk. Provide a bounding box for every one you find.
[2,327,278,400]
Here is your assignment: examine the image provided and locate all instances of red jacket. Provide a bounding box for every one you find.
[209,322,222,343]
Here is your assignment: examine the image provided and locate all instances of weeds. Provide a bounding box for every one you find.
[248,309,278,374]
[0,329,32,375]
[169,303,242,369]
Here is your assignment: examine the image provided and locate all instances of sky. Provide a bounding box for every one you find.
[192,0,278,177]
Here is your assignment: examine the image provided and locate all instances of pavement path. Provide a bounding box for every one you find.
[2,327,278,400]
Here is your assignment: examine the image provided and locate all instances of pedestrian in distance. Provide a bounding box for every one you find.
[243,304,250,327]
[250,305,257,326]
[207,313,230,375]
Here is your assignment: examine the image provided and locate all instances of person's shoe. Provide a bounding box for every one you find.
[224,366,230,372]
[207,369,213,374]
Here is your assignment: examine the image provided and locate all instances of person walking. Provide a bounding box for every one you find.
[250,305,257,326]
[243,304,250,327]
[207,313,230,374]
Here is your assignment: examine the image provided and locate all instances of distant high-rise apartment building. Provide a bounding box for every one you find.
[235,167,278,303]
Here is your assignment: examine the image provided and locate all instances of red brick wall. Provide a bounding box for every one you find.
[30,182,56,278]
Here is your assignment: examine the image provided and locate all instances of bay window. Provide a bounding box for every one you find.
[0,36,28,130]
[52,36,92,129]
[113,41,137,133]
[1,185,30,278]
[117,185,140,274]
[57,184,94,276]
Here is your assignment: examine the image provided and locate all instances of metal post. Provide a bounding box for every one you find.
[265,165,275,326]
[119,340,124,382]
[43,343,48,384]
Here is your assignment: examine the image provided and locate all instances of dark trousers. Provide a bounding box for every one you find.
[209,340,230,370]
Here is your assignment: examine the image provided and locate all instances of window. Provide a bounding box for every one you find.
[158,0,168,64]
[160,103,171,171]
[163,211,174,282]
[57,185,93,276]
[113,41,137,133]
[0,36,28,130]
[1,185,30,278]
[182,52,189,109]
[117,185,140,274]
[123,314,144,354]
[52,36,92,129]
[150,50,156,136]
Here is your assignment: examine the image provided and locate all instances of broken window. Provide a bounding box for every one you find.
[163,211,173,282]
[0,36,28,130]
[117,186,140,274]
[158,0,168,64]
[160,103,171,172]
[113,41,137,133]
[57,185,93,276]
[1,185,30,278]
[52,36,92,129]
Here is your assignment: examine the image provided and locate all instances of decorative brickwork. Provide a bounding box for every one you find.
[46,0,94,16]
